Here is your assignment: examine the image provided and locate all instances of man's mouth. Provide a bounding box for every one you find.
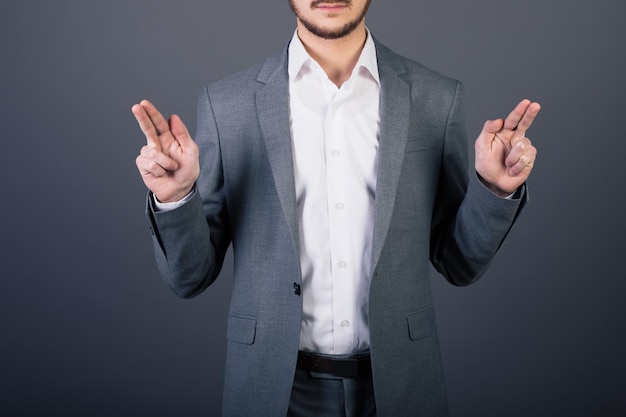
[311,0,350,10]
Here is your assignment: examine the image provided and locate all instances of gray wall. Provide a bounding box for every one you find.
[2,1,624,416]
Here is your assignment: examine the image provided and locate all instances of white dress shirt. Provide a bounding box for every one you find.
[154,30,381,355]
[288,30,380,355]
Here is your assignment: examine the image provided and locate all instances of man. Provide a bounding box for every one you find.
[132,0,540,415]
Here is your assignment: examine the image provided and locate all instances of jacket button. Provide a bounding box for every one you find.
[293,283,301,296]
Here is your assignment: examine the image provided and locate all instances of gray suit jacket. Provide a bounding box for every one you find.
[146,40,525,416]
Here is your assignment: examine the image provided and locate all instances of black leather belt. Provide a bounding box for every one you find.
[296,351,372,378]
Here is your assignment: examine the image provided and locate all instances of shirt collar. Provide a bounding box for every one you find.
[288,28,380,84]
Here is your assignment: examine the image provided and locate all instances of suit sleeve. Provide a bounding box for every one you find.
[145,86,231,298]
[429,81,526,286]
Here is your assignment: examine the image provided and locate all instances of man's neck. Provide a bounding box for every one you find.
[296,23,367,87]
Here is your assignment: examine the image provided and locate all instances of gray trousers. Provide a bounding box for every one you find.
[287,368,377,417]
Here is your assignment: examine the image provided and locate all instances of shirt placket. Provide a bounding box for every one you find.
[323,80,355,354]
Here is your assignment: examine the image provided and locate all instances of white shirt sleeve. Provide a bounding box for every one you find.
[152,188,196,212]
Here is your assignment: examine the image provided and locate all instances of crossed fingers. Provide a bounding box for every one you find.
[132,100,172,151]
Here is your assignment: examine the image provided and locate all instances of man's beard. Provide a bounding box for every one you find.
[288,0,371,40]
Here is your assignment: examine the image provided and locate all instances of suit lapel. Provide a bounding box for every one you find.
[370,49,411,273]
[255,47,300,254]
[252,43,412,271]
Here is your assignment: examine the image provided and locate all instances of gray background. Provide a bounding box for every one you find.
[1,1,624,416]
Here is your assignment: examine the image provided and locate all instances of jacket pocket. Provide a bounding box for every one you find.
[404,138,439,154]
[226,315,257,345]
[407,305,436,341]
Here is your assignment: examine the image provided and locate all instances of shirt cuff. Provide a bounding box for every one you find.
[153,188,196,212]
[505,184,525,200]
[475,173,524,200]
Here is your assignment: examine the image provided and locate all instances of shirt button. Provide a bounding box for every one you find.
[293,283,301,296]
[340,320,350,328]
[335,202,345,210]
[331,150,341,157]
[338,261,347,269]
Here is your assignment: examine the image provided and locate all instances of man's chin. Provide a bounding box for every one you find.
[300,19,362,40]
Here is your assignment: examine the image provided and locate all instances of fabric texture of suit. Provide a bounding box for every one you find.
[146,39,525,416]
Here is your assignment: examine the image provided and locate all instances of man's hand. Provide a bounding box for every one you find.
[132,100,200,203]
[475,99,541,197]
